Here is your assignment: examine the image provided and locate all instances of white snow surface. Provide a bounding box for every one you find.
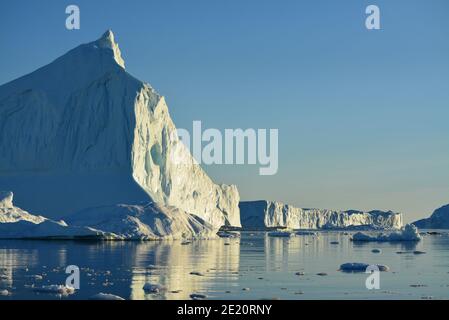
[351,224,421,242]
[239,200,402,230]
[0,30,240,230]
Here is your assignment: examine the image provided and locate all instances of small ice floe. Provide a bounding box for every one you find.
[217,231,240,238]
[316,272,328,276]
[171,290,182,294]
[410,284,427,287]
[295,231,318,236]
[413,251,426,255]
[143,283,165,293]
[268,231,295,237]
[190,271,205,276]
[33,285,75,295]
[339,262,389,272]
[89,293,125,300]
[351,224,421,242]
[371,248,382,253]
[190,293,207,300]
[0,289,10,296]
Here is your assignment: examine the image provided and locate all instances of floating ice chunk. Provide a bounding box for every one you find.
[33,285,75,295]
[143,283,165,293]
[268,231,295,237]
[89,293,125,300]
[295,231,318,236]
[190,293,207,300]
[339,263,389,272]
[0,289,10,296]
[351,224,421,242]
[217,231,241,238]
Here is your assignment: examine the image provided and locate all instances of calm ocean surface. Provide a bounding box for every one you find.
[1,231,448,300]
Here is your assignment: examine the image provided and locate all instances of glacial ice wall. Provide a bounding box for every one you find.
[0,30,240,228]
[239,200,402,230]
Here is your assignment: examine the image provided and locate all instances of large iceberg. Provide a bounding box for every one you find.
[413,204,449,229]
[239,200,402,230]
[0,30,240,233]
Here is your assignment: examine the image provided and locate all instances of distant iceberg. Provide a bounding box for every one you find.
[239,200,402,230]
[351,224,421,242]
[413,204,449,229]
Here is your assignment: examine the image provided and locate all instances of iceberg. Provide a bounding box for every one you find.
[413,204,449,229]
[239,200,402,230]
[0,191,218,240]
[339,263,389,272]
[0,191,106,239]
[0,30,240,234]
[351,224,421,242]
[65,202,219,240]
[89,293,125,300]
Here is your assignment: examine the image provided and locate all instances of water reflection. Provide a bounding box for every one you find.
[0,231,448,300]
[130,240,240,300]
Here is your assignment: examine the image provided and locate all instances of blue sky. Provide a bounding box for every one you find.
[0,0,448,221]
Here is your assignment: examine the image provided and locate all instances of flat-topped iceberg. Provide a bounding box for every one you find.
[239,200,402,230]
[351,224,421,242]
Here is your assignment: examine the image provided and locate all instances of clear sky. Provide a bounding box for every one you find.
[0,0,448,222]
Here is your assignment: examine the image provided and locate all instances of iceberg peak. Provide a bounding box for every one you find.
[94,29,125,69]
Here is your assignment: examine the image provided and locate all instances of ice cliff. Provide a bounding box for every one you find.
[239,200,402,230]
[413,204,449,229]
[0,30,240,231]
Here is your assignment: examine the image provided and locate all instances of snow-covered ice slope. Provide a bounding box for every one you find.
[413,204,449,229]
[0,191,217,240]
[65,202,219,240]
[239,200,402,230]
[0,30,240,228]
